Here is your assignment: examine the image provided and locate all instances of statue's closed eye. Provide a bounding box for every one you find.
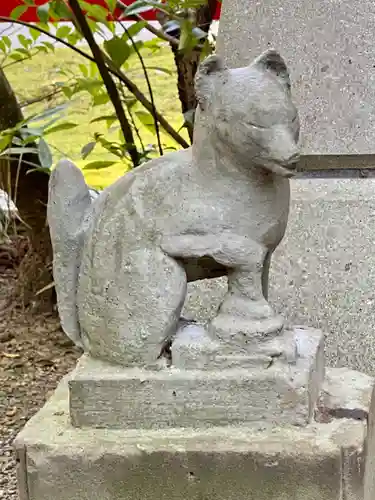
[247,122,267,129]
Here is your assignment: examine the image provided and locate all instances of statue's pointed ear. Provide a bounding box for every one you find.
[251,49,291,91]
[195,55,227,110]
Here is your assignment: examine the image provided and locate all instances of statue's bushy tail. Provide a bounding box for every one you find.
[47,159,93,347]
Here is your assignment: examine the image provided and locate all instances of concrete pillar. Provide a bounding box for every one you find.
[216,0,375,163]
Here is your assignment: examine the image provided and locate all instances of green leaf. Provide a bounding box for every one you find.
[41,116,63,131]
[2,36,11,49]
[128,40,143,56]
[179,0,206,7]
[50,0,72,19]
[74,77,103,95]
[108,21,116,33]
[90,114,117,128]
[29,28,41,41]
[78,64,88,77]
[105,0,117,13]
[123,0,170,16]
[61,86,74,99]
[56,26,71,39]
[80,1,109,22]
[12,136,24,146]
[26,166,52,175]
[123,2,153,16]
[37,3,50,23]
[38,138,53,169]
[87,19,99,33]
[142,38,162,53]
[0,135,12,152]
[103,37,131,68]
[18,34,32,50]
[44,122,78,136]
[81,142,96,159]
[14,47,31,57]
[82,160,117,170]
[10,5,28,19]
[0,40,6,54]
[123,21,146,39]
[93,93,110,106]
[36,45,48,54]
[89,61,99,77]
[20,127,43,139]
[42,41,55,52]
[66,33,80,46]
[38,22,50,32]
[23,0,36,5]
[178,19,197,52]
[28,104,67,123]
[9,53,25,61]
[135,110,156,132]
[21,134,43,145]
[123,96,137,109]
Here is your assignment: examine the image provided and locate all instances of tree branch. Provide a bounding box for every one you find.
[115,1,179,46]
[120,21,163,156]
[20,87,63,108]
[0,17,189,149]
[67,0,139,167]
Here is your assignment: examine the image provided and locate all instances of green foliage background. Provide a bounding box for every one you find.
[4,43,186,189]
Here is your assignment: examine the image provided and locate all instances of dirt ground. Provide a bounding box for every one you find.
[0,269,81,500]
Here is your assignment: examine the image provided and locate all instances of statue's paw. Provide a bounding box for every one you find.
[209,313,285,347]
[208,314,298,366]
[218,296,276,320]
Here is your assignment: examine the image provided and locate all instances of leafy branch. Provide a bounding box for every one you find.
[115,1,179,46]
[119,22,163,156]
[0,15,189,149]
[67,0,140,166]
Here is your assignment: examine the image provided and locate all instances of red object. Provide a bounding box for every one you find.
[0,0,221,22]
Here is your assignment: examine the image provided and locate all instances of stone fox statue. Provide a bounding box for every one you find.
[48,49,300,367]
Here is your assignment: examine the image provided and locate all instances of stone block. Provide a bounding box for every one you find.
[15,376,368,500]
[321,367,374,420]
[69,326,324,429]
[217,0,375,162]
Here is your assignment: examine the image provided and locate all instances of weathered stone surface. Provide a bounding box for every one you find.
[216,0,375,162]
[322,367,374,419]
[48,49,300,368]
[364,384,375,500]
[171,323,323,368]
[182,179,375,377]
[69,326,323,429]
[15,376,368,500]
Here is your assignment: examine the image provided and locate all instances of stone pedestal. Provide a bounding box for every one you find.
[14,325,375,500]
[69,326,324,429]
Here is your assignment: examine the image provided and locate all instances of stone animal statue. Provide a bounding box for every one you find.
[48,49,300,367]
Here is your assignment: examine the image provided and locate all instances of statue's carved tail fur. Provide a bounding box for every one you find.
[47,159,93,348]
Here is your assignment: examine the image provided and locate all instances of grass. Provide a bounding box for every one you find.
[3,42,188,189]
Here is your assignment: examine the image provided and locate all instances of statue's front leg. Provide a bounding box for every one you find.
[207,240,284,351]
[161,233,284,352]
[210,264,285,351]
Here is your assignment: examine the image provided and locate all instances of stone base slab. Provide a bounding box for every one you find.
[69,326,324,429]
[15,373,374,500]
